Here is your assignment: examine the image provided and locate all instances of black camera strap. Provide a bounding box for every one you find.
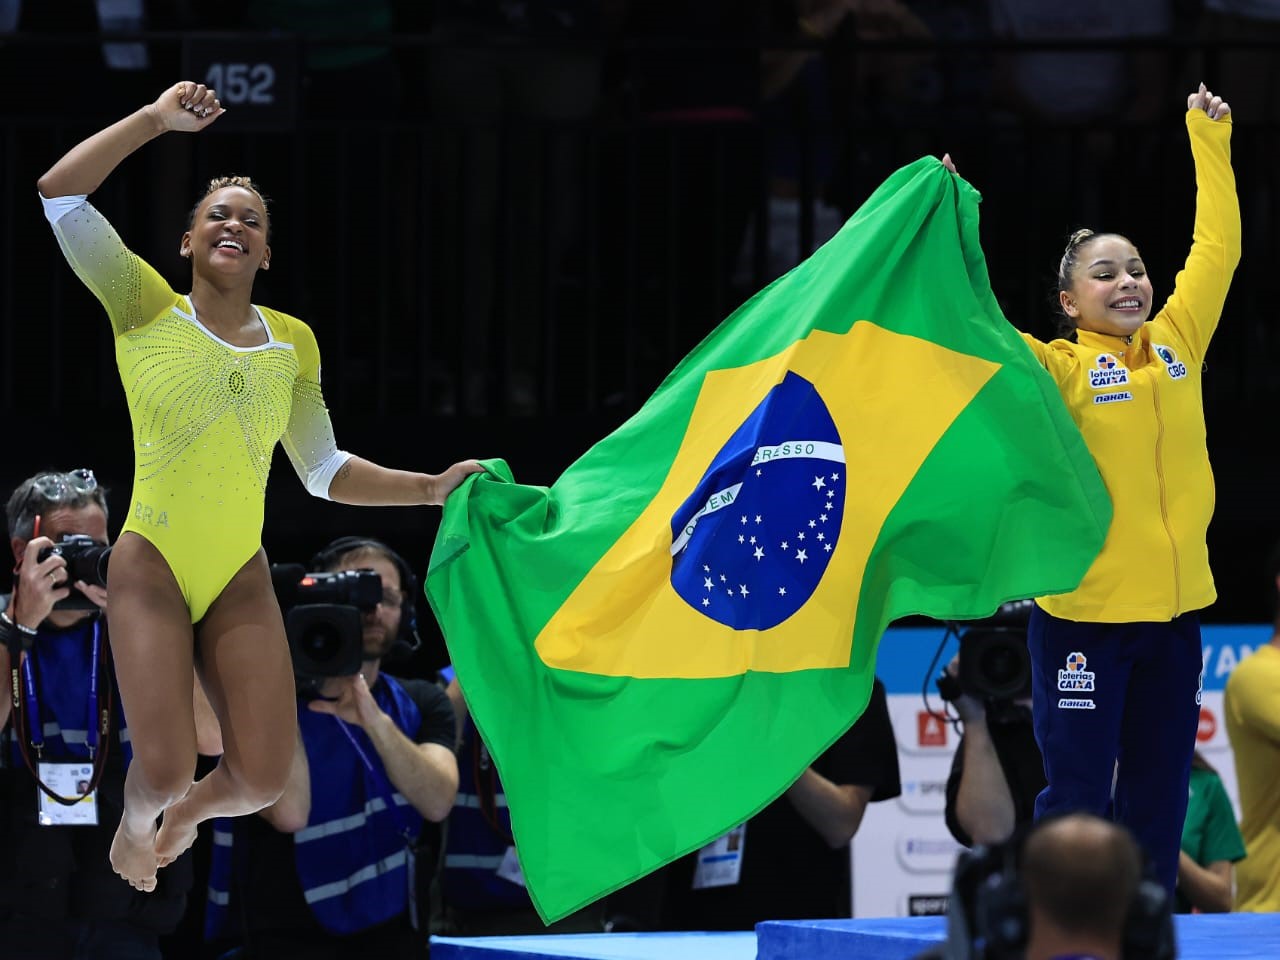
[8,614,114,806]
[471,732,514,846]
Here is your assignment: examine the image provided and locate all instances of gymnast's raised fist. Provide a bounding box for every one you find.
[148,81,225,133]
[1187,82,1231,121]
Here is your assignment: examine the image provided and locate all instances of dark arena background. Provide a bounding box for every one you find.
[2,3,1278,684]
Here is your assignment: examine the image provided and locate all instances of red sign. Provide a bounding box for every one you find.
[917,711,947,748]
[1196,707,1217,743]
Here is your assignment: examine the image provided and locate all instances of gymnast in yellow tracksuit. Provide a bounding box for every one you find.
[37,80,483,893]
[1015,85,1240,897]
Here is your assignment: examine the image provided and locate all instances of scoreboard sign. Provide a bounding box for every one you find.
[181,37,299,131]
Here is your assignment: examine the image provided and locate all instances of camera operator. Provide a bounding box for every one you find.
[205,537,457,960]
[1021,814,1145,960]
[0,469,209,959]
[939,607,1045,848]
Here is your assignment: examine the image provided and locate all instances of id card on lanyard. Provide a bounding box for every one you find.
[19,620,107,824]
[692,824,747,889]
[37,762,98,825]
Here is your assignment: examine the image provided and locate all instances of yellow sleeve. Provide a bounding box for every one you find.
[45,198,180,338]
[1228,654,1280,744]
[1155,111,1241,360]
[1019,330,1049,366]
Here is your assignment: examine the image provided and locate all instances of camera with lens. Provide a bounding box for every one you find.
[270,563,383,687]
[936,600,1033,704]
[35,534,112,610]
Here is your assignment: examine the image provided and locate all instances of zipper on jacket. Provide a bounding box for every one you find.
[1151,378,1181,611]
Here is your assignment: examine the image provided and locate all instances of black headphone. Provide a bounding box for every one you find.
[946,822,1175,960]
[309,536,421,661]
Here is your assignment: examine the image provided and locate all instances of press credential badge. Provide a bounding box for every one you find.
[37,763,98,826]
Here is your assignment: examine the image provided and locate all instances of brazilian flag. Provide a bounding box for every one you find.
[425,157,1111,922]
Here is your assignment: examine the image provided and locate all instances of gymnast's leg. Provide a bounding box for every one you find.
[153,548,296,866]
[105,532,199,892]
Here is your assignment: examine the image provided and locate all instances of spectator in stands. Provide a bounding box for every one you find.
[1175,750,1246,913]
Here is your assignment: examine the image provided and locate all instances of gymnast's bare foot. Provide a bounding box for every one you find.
[110,816,159,892]
[154,796,199,868]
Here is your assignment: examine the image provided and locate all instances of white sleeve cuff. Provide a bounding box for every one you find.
[39,192,89,225]
[306,449,355,500]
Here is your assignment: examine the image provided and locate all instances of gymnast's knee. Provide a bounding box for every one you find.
[131,752,198,808]
[225,749,292,810]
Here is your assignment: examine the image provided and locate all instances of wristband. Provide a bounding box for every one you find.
[0,611,36,637]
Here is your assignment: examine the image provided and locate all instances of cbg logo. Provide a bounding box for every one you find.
[1155,345,1187,380]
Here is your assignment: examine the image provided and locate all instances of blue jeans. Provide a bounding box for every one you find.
[1027,607,1203,896]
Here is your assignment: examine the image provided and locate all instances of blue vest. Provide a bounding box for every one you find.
[7,616,130,765]
[205,675,424,937]
[441,714,530,911]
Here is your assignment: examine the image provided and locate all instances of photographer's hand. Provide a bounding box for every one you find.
[309,673,383,730]
[945,655,986,725]
[12,537,71,630]
[310,674,459,822]
[76,582,108,610]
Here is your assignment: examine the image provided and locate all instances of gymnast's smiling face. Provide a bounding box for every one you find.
[180,186,272,283]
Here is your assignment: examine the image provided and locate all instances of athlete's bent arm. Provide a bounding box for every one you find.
[37,82,222,199]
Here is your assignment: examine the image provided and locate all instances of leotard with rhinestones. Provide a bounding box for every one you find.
[43,195,351,622]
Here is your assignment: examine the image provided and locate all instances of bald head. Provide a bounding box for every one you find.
[1023,814,1141,942]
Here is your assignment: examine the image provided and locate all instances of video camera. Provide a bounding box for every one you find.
[270,563,383,683]
[936,600,1033,704]
[35,534,112,610]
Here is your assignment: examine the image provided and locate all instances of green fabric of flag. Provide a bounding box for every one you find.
[425,156,1111,922]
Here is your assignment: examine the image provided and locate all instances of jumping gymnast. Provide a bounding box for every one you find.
[36,80,483,891]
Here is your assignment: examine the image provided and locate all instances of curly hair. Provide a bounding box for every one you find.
[186,176,271,239]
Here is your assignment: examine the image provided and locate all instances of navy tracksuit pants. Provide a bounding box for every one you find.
[1027,606,1203,896]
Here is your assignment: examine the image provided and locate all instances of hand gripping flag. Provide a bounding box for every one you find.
[425,156,1111,922]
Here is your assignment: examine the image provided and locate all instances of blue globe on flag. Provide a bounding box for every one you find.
[668,372,845,630]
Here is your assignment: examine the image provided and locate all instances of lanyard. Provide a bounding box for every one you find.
[19,620,103,757]
[332,712,419,840]
[11,619,114,805]
[331,705,423,931]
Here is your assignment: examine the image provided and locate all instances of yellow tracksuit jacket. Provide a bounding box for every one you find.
[1020,110,1241,622]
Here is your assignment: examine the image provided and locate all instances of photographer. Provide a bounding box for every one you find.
[0,469,208,959]
[939,610,1045,848]
[205,537,457,959]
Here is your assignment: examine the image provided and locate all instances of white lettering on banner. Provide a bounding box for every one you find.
[750,440,845,466]
[670,483,742,555]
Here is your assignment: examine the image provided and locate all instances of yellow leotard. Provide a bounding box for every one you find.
[43,196,352,622]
